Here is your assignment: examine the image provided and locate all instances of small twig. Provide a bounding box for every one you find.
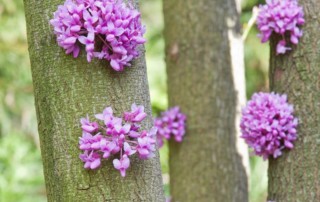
[242,6,259,41]
[97,34,113,51]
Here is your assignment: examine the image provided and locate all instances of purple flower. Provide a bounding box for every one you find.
[113,155,130,177]
[83,9,98,33]
[240,92,298,159]
[123,103,147,123]
[49,0,84,58]
[128,130,140,138]
[100,139,116,159]
[95,107,120,134]
[79,150,101,169]
[113,123,131,135]
[154,107,187,148]
[79,132,93,150]
[136,128,157,159]
[80,116,99,133]
[95,107,113,120]
[124,142,136,156]
[276,40,291,55]
[256,0,305,54]
[50,0,146,71]
[79,132,103,150]
[78,32,95,62]
[156,134,165,148]
[79,104,156,177]
[89,133,104,150]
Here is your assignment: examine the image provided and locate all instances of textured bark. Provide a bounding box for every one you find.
[163,1,249,201]
[268,1,320,201]
[24,0,165,201]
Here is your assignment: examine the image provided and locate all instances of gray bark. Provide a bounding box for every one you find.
[163,0,249,201]
[24,0,165,201]
[268,0,320,201]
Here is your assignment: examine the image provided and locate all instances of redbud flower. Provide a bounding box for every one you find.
[256,0,305,54]
[79,132,103,150]
[79,103,156,177]
[240,92,298,160]
[79,150,101,169]
[80,116,99,133]
[154,107,187,148]
[95,107,113,120]
[113,155,130,177]
[123,103,147,123]
[50,0,146,71]
[136,128,157,159]
[276,40,291,54]
[78,32,95,62]
[114,123,131,135]
[100,139,116,159]
[124,142,136,156]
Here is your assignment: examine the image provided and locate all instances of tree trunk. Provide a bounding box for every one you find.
[163,0,249,201]
[268,1,320,201]
[24,0,165,201]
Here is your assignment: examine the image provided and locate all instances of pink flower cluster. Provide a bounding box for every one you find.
[256,0,305,54]
[240,92,298,160]
[50,0,146,71]
[154,107,186,148]
[79,104,157,177]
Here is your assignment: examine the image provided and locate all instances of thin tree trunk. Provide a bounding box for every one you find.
[163,1,249,201]
[24,0,165,201]
[268,1,320,201]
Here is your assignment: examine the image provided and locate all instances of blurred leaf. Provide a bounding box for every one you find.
[0,133,46,202]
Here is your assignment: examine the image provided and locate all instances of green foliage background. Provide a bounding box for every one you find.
[0,0,269,201]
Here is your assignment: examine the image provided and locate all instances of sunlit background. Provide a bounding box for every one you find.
[0,0,268,201]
